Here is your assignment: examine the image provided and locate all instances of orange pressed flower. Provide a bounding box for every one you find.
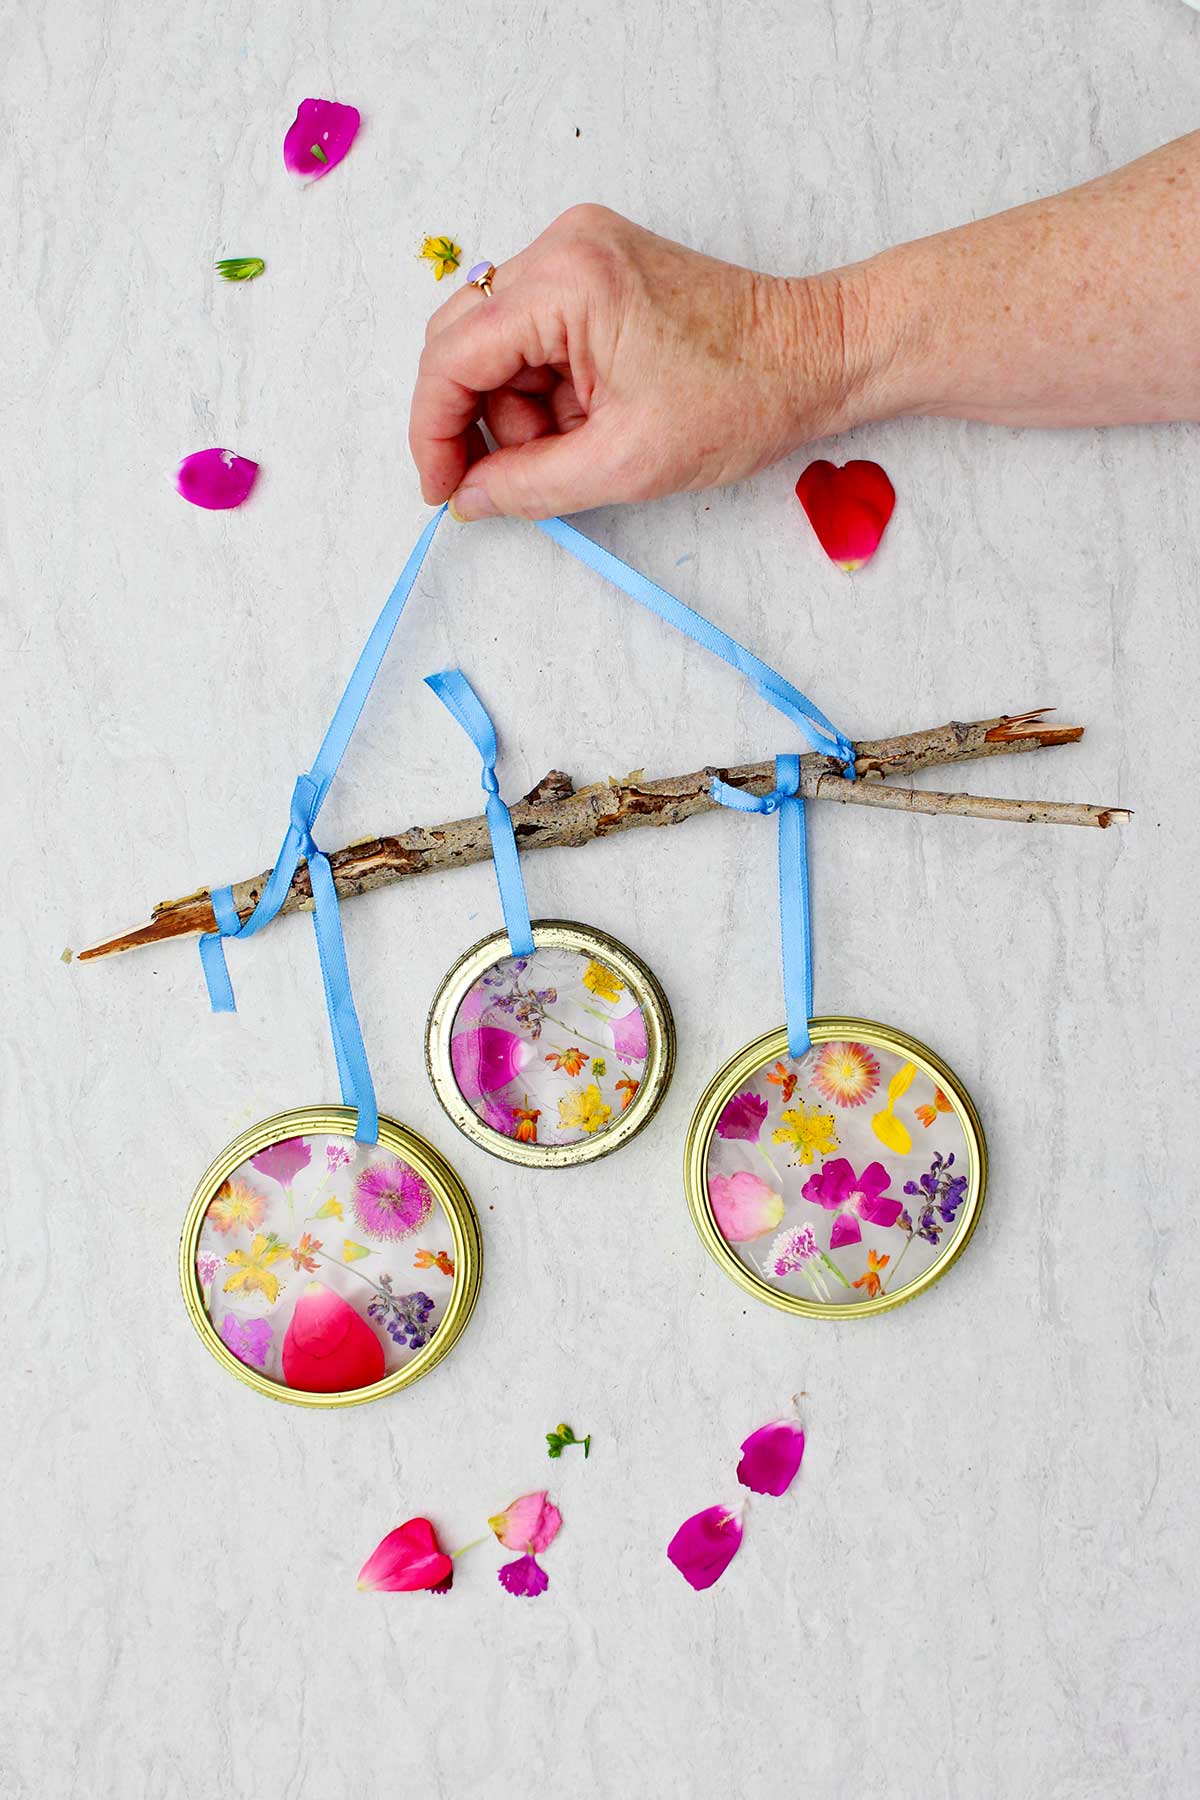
[765,1061,798,1104]
[852,1248,891,1299]
[414,1248,455,1277]
[290,1232,322,1272]
[915,1087,953,1128]
[513,1106,541,1143]
[545,1046,589,1076]
[615,1076,639,1112]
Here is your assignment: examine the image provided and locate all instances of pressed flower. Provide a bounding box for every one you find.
[901,1151,968,1244]
[481,1099,517,1136]
[615,1075,639,1111]
[497,1554,549,1597]
[250,1137,312,1189]
[283,98,360,180]
[419,235,462,279]
[488,1491,563,1553]
[206,1176,268,1235]
[915,1087,953,1128]
[761,1223,849,1299]
[546,1423,591,1459]
[608,1006,648,1065]
[290,1232,322,1272]
[737,1417,806,1496]
[592,1058,607,1076]
[667,1505,744,1592]
[176,448,259,511]
[765,1060,798,1103]
[512,1106,540,1144]
[282,1282,385,1392]
[451,1025,535,1100]
[352,1159,433,1240]
[325,1143,352,1171]
[195,1250,223,1287]
[223,1232,290,1304]
[581,959,623,1004]
[772,1101,839,1166]
[545,1046,589,1075]
[358,1517,452,1593]
[810,1041,881,1109]
[794,459,895,570]
[342,1239,372,1262]
[313,1194,344,1220]
[801,1157,901,1249]
[852,1247,891,1298]
[214,256,265,282]
[715,1090,769,1142]
[709,1170,784,1243]
[367,1282,436,1350]
[219,1312,273,1370]
[557,1082,612,1135]
[871,1062,917,1156]
[413,1249,454,1277]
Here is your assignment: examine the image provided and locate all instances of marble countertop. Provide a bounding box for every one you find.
[4,2,1199,1795]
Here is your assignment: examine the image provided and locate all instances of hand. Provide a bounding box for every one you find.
[408,205,869,521]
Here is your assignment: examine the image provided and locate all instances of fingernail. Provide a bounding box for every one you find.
[449,484,497,523]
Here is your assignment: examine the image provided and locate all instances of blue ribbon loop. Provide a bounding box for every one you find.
[711,757,813,1059]
[424,669,535,959]
[197,504,448,1145]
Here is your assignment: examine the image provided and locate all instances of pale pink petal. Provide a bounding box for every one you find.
[667,1505,744,1591]
[497,1554,549,1597]
[357,1517,453,1592]
[736,1419,806,1497]
[176,448,258,511]
[488,1490,562,1553]
[708,1170,784,1243]
[608,1006,649,1065]
[283,98,360,179]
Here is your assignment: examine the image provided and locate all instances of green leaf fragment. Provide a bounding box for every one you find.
[215,257,265,282]
[310,143,328,163]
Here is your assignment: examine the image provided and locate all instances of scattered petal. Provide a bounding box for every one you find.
[488,1491,563,1553]
[358,1517,453,1592]
[176,448,258,511]
[667,1505,744,1591]
[497,1554,549,1597]
[284,98,360,179]
[281,1281,385,1392]
[736,1418,806,1496]
[215,257,265,282]
[794,459,895,570]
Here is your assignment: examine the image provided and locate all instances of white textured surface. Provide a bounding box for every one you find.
[3,4,1199,1796]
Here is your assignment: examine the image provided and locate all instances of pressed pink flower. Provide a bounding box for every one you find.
[667,1505,744,1591]
[195,1250,222,1287]
[488,1491,562,1553]
[481,1099,517,1136]
[607,1005,648,1066]
[451,1025,534,1100]
[282,1282,385,1392]
[176,448,258,511]
[497,1554,549,1597]
[708,1170,784,1243]
[283,98,360,180]
[220,1312,273,1370]
[250,1136,312,1189]
[353,1159,433,1240]
[325,1143,351,1172]
[716,1090,769,1142]
[763,1222,820,1278]
[802,1157,901,1249]
[357,1517,453,1592]
[736,1418,806,1496]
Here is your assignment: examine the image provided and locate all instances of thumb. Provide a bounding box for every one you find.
[449,425,624,522]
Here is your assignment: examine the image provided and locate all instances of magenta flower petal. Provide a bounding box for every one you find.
[357,1517,453,1592]
[283,98,360,179]
[488,1491,562,1553]
[451,1025,534,1100]
[176,448,258,511]
[497,1554,549,1597]
[666,1505,744,1591]
[715,1090,769,1142]
[736,1419,806,1496]
[859,1162,893,1201]
[829,1211,863,1250]
[250,1136,312,1188]
[608,1006,649,1066]
[858,1194,903,1229]
[802,1156,854,1210]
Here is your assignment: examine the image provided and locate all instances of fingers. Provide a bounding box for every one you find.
[448,422,619,522]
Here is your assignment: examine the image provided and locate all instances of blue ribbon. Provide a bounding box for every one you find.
[423,669,535,958]
[198,505,448,1145]
[711,756,813,1058]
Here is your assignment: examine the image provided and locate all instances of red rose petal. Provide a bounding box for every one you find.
[282,1282,385,1392]
[794,459,895,570]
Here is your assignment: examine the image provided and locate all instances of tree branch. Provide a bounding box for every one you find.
[77,708,1127,962]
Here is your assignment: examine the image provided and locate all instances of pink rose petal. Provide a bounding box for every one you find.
[488,1491,562,1553]
[736,1419,806,1497]
[451,1025,534,1100]
[666,1504,744,1591]
[176,448,258,511]
[357,1517,453,1593]
[284,98,360,179]
[497,1553,549,1597]
[708,1170,784,1243]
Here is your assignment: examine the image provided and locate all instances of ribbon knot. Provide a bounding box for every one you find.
[480,766,500,797]
[289,772,322,855]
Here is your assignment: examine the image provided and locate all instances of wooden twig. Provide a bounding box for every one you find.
[78,708,1128,962]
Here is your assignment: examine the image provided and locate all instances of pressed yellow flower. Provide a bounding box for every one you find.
[420,235,461,279]
[342,1239,372,1262]
[207,1177,268,1236]
[558,1082,613,1136]
[581,959,623,1004]
[772,1102,839,1166]
[223,1232,290,1304]
[313,1195,343,1220]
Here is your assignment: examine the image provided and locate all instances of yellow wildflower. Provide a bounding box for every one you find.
[558,1082,613,1136]
[581,960,624,1004]
[313,1195,343,1220]
[420,235,462,280]
[223,1233,290,1305]
[342,1240,372,1262]
[772,1102,839,1166]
